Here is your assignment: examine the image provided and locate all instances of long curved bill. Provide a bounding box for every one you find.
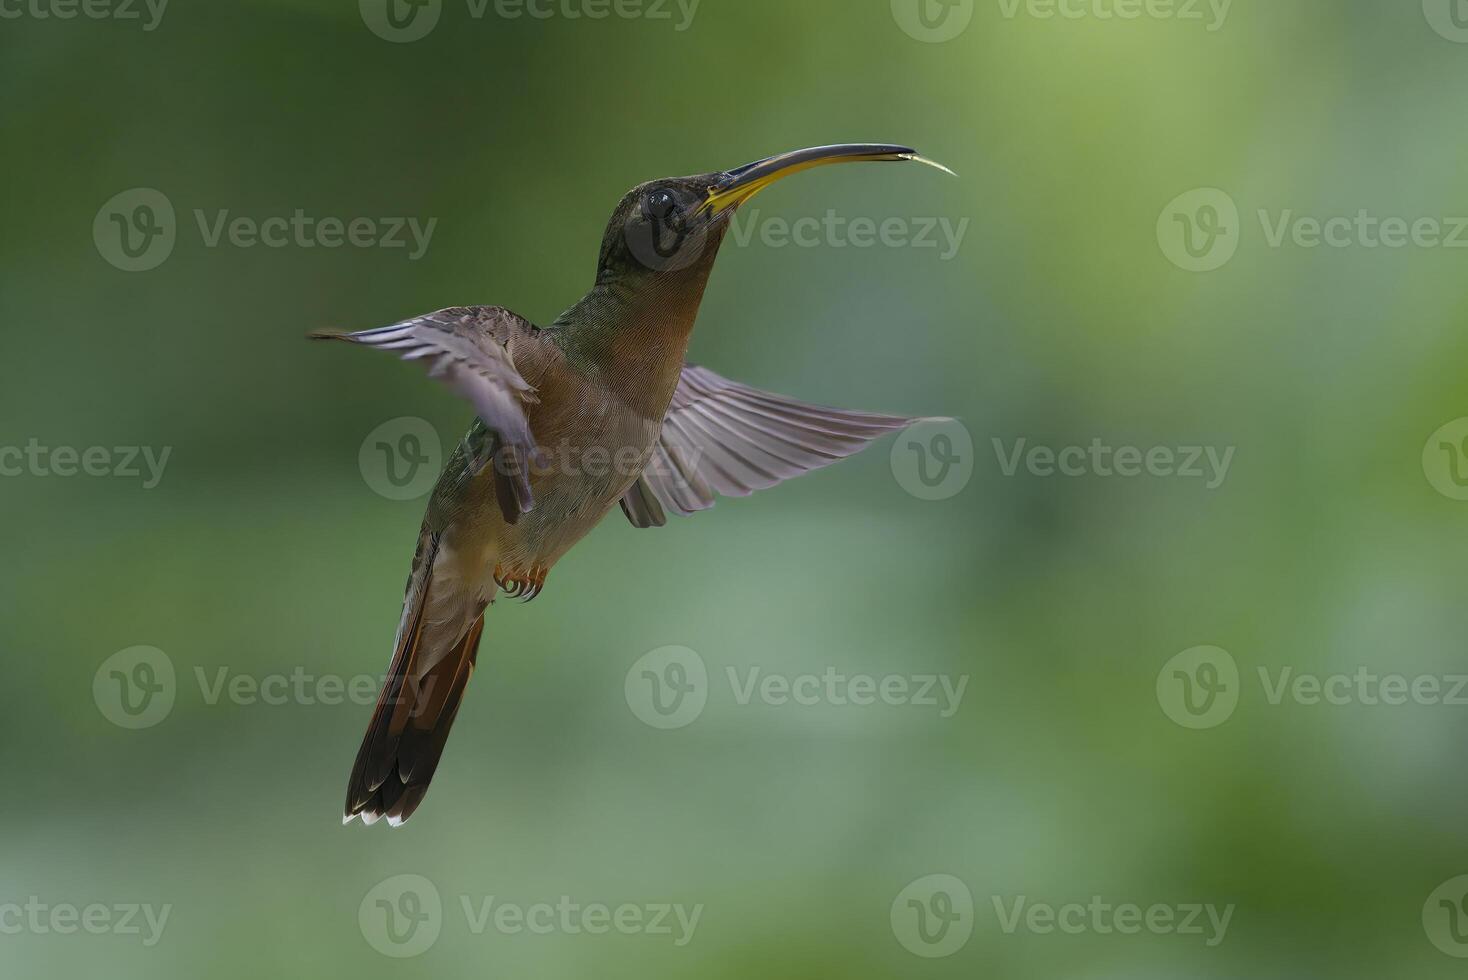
[698,143,955,218]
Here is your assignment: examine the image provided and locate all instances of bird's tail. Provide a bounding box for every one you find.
[344,528,486,826]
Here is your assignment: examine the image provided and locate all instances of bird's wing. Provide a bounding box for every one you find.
[620,363,929,527]
[313,307,541,522]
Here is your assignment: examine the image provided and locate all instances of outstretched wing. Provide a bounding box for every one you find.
[620,364,935,527]
[313,307,540,522]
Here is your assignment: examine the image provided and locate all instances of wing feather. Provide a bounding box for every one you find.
[625,363,938,524]
[313,307,540,520]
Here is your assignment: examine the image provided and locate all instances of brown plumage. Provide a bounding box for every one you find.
[316,145,953,825]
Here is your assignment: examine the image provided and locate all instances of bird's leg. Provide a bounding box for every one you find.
[493,563,549,602]
[524,566,548,602]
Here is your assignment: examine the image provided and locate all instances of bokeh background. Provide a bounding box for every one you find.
[4,0,1468,976]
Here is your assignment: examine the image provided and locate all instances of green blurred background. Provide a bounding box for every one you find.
[5,0,1468,975]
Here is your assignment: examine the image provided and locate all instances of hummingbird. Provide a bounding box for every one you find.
[314,144,954,825]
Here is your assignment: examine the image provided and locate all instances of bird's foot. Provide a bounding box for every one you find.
[494,564,548,602]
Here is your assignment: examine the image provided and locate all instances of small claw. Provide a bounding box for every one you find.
[493,565,548,601]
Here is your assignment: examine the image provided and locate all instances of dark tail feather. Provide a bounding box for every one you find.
[344,531,487,827]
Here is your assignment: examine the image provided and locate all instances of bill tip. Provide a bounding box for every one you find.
[903,154,958,177]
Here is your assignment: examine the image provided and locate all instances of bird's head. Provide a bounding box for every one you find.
[596,143,954,290]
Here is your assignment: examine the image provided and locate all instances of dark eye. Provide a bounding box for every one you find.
[647,189,678,222]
